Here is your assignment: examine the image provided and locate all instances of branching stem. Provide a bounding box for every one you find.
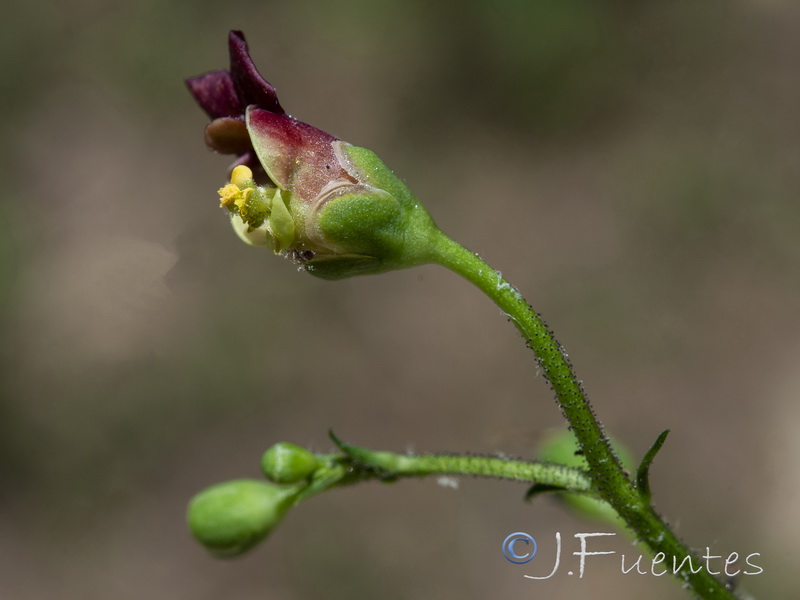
[420,230,740,600]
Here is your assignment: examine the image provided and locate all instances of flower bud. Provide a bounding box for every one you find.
[261,442,322,484]
[187,479,300,557]
[188,31,441,280]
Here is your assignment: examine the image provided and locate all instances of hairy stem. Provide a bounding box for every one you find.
[423,230,740,600]
[330,434,594,493]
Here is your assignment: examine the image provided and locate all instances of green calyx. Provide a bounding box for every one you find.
[304,144,440,280]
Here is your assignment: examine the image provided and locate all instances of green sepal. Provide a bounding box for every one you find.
[316,188,404,260]
[336,144,419,210]
[304,142,441,279]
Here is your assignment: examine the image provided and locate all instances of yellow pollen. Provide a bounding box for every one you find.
[234,187,253,212]
[231,165,254,188]
[218,183,242,208]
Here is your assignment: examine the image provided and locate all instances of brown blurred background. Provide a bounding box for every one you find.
[1,1,799,598]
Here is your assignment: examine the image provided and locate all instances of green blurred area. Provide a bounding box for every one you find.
[1,1,799,598]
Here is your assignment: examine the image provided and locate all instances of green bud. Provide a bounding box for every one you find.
[187,479,300,557]
[538,430,634,525]
[261,442,322,484]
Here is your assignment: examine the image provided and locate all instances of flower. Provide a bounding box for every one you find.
[186,31,442,280]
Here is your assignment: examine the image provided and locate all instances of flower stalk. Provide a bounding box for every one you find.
[330,432,595,493]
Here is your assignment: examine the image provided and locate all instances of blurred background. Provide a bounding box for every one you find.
[1,0,799,598]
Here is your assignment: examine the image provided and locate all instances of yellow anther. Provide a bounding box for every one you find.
[234,187,253,212]
[218,183,242,208]
[218,174,270,229]
[231,165,254,188]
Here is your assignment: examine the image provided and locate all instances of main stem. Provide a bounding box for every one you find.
[425,230,739,600]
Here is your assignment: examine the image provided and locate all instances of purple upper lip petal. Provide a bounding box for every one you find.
[185,30,284,120]
[185,31,288,181]
[186,30,346,191]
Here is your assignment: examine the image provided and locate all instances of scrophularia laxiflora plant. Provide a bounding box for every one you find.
[184,31,748,600]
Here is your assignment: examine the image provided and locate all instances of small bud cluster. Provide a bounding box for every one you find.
[188,442,331,557]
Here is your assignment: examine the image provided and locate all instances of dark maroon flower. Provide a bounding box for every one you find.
[186,31,440,280]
